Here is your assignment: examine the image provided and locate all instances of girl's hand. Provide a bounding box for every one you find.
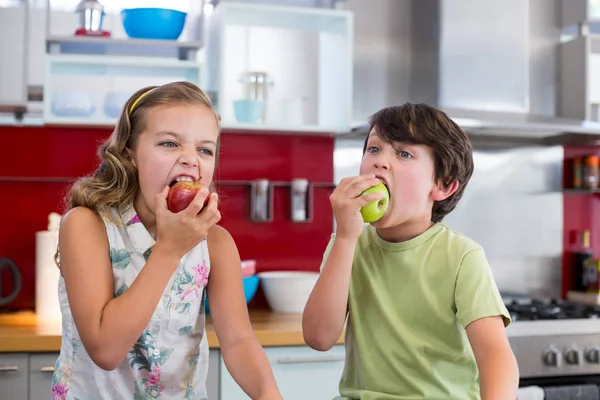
[154,185,221,258]
[329,174,382,240]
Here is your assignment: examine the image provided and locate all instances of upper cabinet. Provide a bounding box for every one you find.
[40,0,204,126]
[205,2,354,134]
[0,2,28,109]
[559,0,600,122]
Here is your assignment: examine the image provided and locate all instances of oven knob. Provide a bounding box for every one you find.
[585,346,600,364]
[564,346,581,365]
[542,347,561,367]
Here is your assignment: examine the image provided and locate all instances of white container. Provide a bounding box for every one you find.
[258,271,319,313]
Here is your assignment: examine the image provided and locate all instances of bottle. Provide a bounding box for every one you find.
[574,230,593,291]
[584,155,599,190]
[573,157,583,189]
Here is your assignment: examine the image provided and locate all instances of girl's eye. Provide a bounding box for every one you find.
[199,148,214,156]
[160,141,177,148]
[367,146,379,153]
[398,151,412,159]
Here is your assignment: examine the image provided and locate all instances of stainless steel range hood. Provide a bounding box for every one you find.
[349,0,600,144]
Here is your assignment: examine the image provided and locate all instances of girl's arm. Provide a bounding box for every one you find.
[59,206,180,370]
[206,226,281,400]
[60,187,219,371]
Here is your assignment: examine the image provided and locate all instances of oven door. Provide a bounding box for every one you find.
[520,375,600,399]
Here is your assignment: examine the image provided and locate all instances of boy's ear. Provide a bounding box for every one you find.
[432,179,459,201]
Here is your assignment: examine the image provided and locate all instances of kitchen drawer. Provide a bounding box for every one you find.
[29,353,59,400]
[0,353,28,400]
[220,345,345,399]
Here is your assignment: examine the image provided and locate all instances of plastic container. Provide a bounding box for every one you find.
[258,271,319,313]
[121,8,187,40]
[233,99,264,123]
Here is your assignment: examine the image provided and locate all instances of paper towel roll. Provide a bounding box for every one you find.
[35,230,61,322]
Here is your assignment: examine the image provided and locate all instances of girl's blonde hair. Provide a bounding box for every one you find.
[64,81,221,219]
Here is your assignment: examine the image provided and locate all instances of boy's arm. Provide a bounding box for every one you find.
[302,234,355,351]
[454,248,519,400]
[303,174,382,351]
[466,316,519,400]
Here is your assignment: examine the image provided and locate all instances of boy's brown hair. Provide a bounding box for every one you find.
[362,103,474,223]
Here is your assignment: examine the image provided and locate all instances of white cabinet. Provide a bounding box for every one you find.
[220,345,345,399]
[29,353,58,400]
[206,2,353,133]
[559,0,600,121]
[0,353,29,400]
[0,4,27,107]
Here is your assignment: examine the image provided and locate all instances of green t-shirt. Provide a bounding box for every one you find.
[320,223,510,400]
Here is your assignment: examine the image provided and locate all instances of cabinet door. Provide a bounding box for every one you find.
[0,3,27,106]
[207,349,220,400]
[0,353,28,400]
[29,353,59,400]
[220,345,345,400]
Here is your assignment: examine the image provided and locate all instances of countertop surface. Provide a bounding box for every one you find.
[0,311,344,353]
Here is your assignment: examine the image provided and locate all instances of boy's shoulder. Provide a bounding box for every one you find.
[355,222,484,256]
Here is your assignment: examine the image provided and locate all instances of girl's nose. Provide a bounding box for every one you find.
[179,146,199,168]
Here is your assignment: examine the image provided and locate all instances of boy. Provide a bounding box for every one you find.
[302,103,519,400]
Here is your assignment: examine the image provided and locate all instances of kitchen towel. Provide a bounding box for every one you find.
[35,213,62,322]
[543,384,600,400]
[517,386,544,400]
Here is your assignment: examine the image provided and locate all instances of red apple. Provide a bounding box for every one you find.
[167,180,210,213]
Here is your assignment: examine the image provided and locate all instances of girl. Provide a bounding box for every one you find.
[52,81,282,400]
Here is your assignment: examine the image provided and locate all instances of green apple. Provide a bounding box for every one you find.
[360,181,390,223]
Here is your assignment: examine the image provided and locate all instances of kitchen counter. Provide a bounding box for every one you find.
[0,311,344,353]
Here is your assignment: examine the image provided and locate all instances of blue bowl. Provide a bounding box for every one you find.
[205,275,260,315]
[121,8,187,40]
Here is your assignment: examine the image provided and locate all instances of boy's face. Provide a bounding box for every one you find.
[359,128,456,230]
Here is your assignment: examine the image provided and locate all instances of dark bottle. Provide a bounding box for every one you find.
[574,230,593,291]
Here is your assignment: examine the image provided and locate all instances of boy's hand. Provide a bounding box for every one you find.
[330,174,383,240]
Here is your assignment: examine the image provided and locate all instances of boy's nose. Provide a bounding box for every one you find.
[374,158,390,170]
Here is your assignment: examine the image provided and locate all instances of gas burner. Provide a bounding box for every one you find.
[505,297,600,321]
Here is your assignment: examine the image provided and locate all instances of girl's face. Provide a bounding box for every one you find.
[131,103,219,218]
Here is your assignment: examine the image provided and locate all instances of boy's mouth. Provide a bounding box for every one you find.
[375,175,390,193]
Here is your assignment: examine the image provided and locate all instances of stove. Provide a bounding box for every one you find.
[504,294,600,383]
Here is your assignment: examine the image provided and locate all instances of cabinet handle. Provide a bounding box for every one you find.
[40,366,55,372]
[277,355,345,364]
[0,366,19,372]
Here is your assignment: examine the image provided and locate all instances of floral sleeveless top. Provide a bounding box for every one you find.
[51,206,211,400]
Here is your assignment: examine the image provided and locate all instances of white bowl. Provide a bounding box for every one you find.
[258,271,319,313]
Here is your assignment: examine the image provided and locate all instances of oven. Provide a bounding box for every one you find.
[505,294,600,399]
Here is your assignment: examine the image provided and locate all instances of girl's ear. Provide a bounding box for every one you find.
[124,147,136,168]
[432,179,459,201]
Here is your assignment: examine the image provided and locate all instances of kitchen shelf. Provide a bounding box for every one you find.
[220,122,347,135]
[563,188,600,194]
[43,54,202,126]
[46,36,202,61]
[205,2,354,134]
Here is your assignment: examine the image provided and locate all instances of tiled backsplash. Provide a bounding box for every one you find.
[0,126,334,311]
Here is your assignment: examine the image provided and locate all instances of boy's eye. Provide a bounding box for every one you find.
[398,151,412,159]
[367,146,379,153]
[199,148,214,156]
[160,141,177,148]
